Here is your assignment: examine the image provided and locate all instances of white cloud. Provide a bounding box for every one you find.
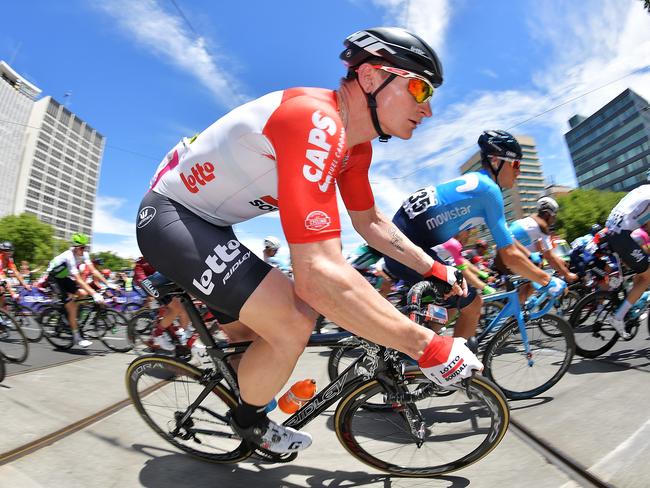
[372,0,452,50]
[92,235,141,259]
[95,0,248,109]
[367,0,650,197]
[93,196,135,236]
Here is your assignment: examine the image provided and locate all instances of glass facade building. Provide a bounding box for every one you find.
[565,88,650,192]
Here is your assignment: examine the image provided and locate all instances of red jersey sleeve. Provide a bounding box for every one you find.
[338,142,374,212]
[263,91,350,244]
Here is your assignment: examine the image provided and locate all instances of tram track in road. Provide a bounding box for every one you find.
[0,380,161,466]
[510,419,613,488]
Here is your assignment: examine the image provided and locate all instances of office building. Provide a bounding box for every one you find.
[15,96,105,239]
[0,61,41,217]
[565,88,650,192]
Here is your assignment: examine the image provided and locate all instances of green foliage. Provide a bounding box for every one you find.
[0,213,58,268]
[91,251,133,271]
[555,189,626,242]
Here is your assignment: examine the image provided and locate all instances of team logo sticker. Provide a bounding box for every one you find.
[305,210,331,231]
[137,206,157,229]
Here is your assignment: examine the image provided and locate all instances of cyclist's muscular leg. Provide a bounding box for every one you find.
[453,294,482,338]
[628,267,650,304]
[237,268,316,406]
[66,295,79,332]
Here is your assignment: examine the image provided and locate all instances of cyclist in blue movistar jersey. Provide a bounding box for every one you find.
[383,130,566,338]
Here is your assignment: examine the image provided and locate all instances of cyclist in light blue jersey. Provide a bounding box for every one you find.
[508,197,578,297]
[384,130,566,338]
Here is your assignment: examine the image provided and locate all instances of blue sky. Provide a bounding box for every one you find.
[1,0,649,260]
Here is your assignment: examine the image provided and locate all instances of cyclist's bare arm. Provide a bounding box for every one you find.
[348,206,464,296]
[539,243,576,281]
[291,238,434,359]
[88,263,111,287]
[74,274,99,297]
[348,206,432,271]
[458,260,488,290]
[498,244,550,285]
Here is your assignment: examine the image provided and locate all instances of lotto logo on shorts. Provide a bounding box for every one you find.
[305,210,331,231]
[181,162,215,194]
[193,240,251,295]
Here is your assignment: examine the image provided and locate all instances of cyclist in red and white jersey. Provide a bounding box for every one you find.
[136,27,481,454]
[0,241,31,310]
[605,184,650,338]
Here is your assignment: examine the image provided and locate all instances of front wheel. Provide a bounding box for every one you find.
[0,309,29,363]
[482,314,575,400]
[9,304,43,343]
[95,309,132,352]
[126,355,252,463]
[334,371,509,477]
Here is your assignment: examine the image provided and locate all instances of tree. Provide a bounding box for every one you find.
[91,251,133,271]
[643,0,650,13]
[0,213,58,268]
[555,189,626,242]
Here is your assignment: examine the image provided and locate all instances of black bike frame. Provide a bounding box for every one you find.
[176,292,401,431]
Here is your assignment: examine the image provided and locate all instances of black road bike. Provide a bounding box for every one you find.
[126,279,510,477]
[39,297,131,352]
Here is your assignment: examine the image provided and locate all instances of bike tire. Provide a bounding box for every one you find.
[120,301,143,319]
[569,290,620,358]
[0,356,5,383]
[0,309,29,363]
[126,355,252,463]
[95,309,132,352]
[11,303,44,343]
[482,314,575,400]
[39,306,74,350]
[334,371,509,477]
[127,308,158,355]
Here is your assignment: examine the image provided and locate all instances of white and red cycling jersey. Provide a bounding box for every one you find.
[149,88,375,244]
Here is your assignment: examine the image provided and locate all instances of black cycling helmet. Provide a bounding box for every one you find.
[0,241,13,252]
[477,130,522,186]
[590,223,603,236]
[340,27,443,142]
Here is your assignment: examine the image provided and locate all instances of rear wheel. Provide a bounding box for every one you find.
[127,308,159,355]
[569,290,620,358]
[96,309,132,352]
[126,355,252,462]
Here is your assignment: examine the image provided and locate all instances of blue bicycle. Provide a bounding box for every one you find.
[479,278,575,400]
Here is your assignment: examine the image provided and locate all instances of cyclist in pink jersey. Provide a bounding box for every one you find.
[631,226,650,254]
[136,28,482,454]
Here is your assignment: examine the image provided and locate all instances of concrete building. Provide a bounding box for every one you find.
[565,88,650,192]
[0,61,41,217]
[16,96,105,239]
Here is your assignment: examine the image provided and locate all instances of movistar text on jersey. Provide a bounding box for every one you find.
[425,205,472,230]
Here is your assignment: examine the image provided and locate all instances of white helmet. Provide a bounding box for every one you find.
[537,197,559,216]
[263,236,281,250]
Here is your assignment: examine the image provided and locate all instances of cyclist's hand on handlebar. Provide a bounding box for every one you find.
[534,276,566,298]
[423,262,467,298]
[92,292,105,305]
[418,336,483,387]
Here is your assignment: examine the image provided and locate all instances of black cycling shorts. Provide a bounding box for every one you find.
[136,191,272,323]
[48,275,78,303]
[607,230,649,274]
